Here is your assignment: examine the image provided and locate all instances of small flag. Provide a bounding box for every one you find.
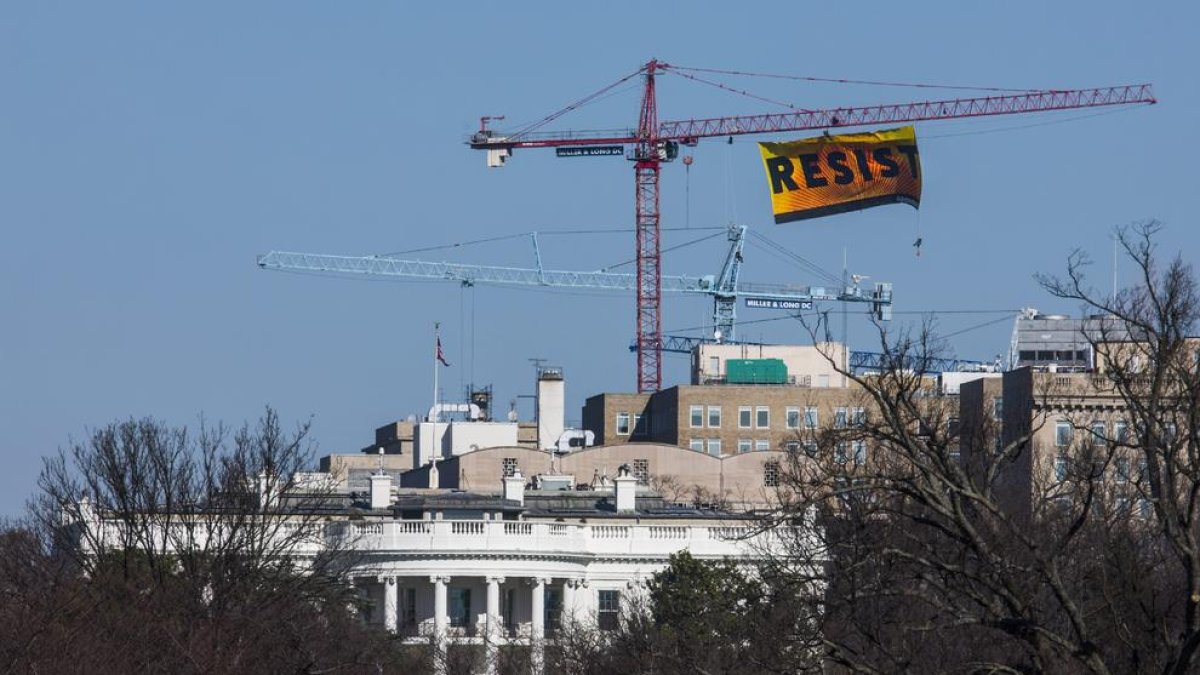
[436,337,451,367]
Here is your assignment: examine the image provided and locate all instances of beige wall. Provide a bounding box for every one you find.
[693,342,849,388]
[406,443,788,508]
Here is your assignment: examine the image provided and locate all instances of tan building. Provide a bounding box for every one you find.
[961,366,1154,519]
[400,442,788,510]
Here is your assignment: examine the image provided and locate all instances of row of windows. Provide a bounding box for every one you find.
[689,405,867,430]
[1054,420,1178,447]
[1054,454,1147,483]
[436,587,618,631]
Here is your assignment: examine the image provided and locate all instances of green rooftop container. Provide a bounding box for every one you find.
[725,358,789,384]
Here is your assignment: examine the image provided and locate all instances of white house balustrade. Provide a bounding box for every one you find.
[326,519,763,560]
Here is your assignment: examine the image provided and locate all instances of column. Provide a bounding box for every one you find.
[561,580,576,629]
[484,576,505,675]
[529,577,548,675]
[382,576,398,633]
[431,575,450,675]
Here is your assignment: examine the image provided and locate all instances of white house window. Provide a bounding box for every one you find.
[851,407,866,427]
[448,588,472,628]
[804,406,819,430]
[401,588,416,630]
[1090,421,1106,445]
[756,406,770,429]
[598,590,620,631]
[763,461,780,487]
[738,439,752,454]
[755,439,770,452]
[785,440,800,452]
[690,406,703,428]
[853,440,867,465]
[616,412,630,435]
[834,407,848,429]
[739,406,752,428]
[706,438,722,456]
[1055,421,1073,447]
[803,440,818,457]
[689,438,704,452]
[835,442,849,465]
[1139,498,1153,519]
[708,406,722,429]
[786,407,800,429]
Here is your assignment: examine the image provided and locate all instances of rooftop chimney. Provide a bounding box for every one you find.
[537,367,565,451]
[613,464,636,513]
[369,471,392,509]
[503,470,525,506]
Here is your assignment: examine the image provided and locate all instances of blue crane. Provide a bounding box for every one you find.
[257,225,893,344]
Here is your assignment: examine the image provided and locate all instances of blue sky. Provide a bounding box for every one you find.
[1,2,1194,515]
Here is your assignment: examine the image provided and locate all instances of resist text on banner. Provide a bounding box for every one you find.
[759,126,921,224]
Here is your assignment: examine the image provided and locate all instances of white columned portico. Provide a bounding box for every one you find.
[431,575,450,675]
[529,577,548,675]
[484,576,505,675]
[382,576,398,633]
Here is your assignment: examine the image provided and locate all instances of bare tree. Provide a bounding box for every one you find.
[756,222,1200,674]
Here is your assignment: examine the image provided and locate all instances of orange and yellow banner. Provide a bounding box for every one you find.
[759,126,921,223]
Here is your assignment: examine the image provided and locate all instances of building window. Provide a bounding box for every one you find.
[706,438,722,456]
[992,396,1003,421]
[853,440,867,465]
[739,406,752,428]
[598,590,620,631]
[804,406,818,430]
[786,407,800,429]
[689,438,704,452]
[1054,454,1069,481]
[738,439,752,453]
[755,439,770,452]
[449,588,472,628]
[632,459,650,485]
[785,440,800,452]
[616,412,630,435]
[835,442,849,465]
[545,587,562,635]
[803,440,818,457]
[851,407,866,427]
[502,458,519,478]
[401,588,416,629]
[1115,457,1130,483]
[1139,498,1153,519]
[1114,420,1128,444]
[1055,421,1073,447]
[690,406,703,428]
[763,461,780,487]
[1090,421,1106,446]
[708,355,720,375]
[756,406,770,429]
[834,407,848,429]
[708,406,722,428]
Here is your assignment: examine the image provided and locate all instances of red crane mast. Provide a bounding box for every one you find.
[468,59,1155,393]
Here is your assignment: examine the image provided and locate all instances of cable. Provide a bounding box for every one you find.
[664,64,1047,94]
[596,230,727,272]
[747,231,843,286]
[509,66,645,139]
[664,69,807,111]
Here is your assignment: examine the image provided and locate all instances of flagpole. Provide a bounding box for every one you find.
[432,322,440,424]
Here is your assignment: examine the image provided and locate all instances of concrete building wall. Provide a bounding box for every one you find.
[581,393,652,447]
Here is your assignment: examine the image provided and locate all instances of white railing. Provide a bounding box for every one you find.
[343,520,763,560]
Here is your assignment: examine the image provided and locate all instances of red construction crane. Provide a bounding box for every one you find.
[468,59,1155,393]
